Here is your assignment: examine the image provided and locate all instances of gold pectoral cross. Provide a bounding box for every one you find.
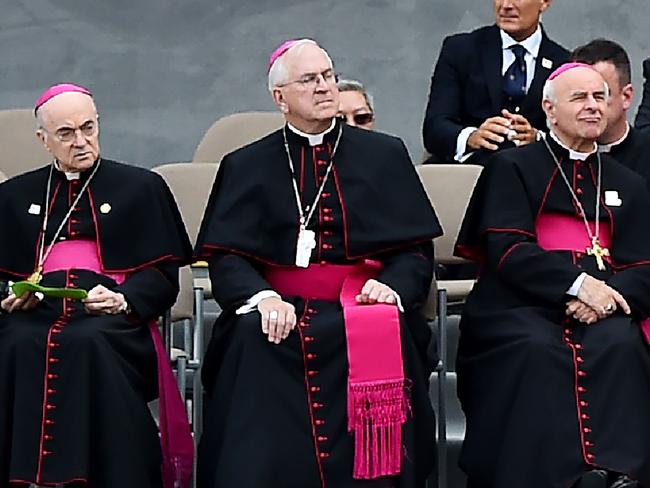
[586,237,609,271]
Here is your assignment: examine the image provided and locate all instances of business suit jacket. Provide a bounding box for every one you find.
[423,24,569,163]
[635,58,650,131]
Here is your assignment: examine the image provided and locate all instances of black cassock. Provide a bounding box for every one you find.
[0,160,191,488]
[604,126,650,188]
[195,122,442,488]
[455,137,650,488]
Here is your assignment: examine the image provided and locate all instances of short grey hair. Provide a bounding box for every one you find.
[267,39,333,91]
[336,79,374,113]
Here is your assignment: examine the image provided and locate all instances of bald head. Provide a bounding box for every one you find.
[36,91,100,172]
[542,66,609,151]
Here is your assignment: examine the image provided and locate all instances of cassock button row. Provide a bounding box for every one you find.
[304,336,315,343]
[581,413,590,420]
[584,427,592,433]
[44,435,54,441]
[310,386,321,392]
[308,370,318,377]
[312,402,324,409]
[578,370,587,377]
[322,244,333,250]
[580,400,588,407]
[42,450,53,456]
[576,356,584,363]
[322,208,333,214]
[319,452,330,459]
[577,173,584,180]
[575,344,583,349]
[317,436,328,442]
[315,419,325,426]
[578,386,587,393]
[576,188,584,196]
[306,353,318,360]
[321,192,331,199]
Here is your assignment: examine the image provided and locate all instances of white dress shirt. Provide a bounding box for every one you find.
[455,26,543,162]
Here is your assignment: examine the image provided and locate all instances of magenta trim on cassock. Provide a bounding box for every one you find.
[34,83,92,114]
[265,261,408,479]
[42,239,194,488]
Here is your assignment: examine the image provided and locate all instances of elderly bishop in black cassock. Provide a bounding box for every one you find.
[0,84,193,488]
[455,63,650,488]
[195,39,442,488]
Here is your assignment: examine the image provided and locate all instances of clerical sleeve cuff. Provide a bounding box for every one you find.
[236,289,281,315]
[566,272,587,296]
[455,126,477,162]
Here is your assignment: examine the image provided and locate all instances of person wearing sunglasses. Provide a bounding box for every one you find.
[196,38,441,488]
[336,79,375,130]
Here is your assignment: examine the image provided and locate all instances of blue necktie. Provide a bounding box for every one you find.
[503,44,527,112]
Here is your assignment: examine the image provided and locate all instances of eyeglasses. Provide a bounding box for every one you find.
[278,70,340,89]
[338,112,374,126]
[48,120,98,143]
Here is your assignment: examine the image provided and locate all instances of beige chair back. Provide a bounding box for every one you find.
[0,170,7,183]
[0,109,51,178]
[417,164,483,265]
[152,162,218,246]
[171,265,195,322]
[192,111,285,163]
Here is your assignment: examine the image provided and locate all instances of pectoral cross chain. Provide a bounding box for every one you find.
[586,237,609,271]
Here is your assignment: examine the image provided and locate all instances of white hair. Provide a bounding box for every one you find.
[267,39,333,91]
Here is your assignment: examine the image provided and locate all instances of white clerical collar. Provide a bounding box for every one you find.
[53,161,80,180]
[500,25,542,59]
[287,119,336,146]
[549,130,596,161]
[598,122,630,153]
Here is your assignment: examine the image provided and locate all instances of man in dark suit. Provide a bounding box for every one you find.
[423,0,569,164]
[634,57,650,131]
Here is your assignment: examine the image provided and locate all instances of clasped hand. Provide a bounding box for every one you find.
[566,275,630,324]
[467,109,536,152]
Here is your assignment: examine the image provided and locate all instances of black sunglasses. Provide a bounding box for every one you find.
[338,113,374,126]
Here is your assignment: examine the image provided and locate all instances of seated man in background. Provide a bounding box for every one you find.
[423,0,568,164]
[0,84,193,488]
[455,63,650,487]
[572,39,650,185]
[196,38,441,488]
[634,57,650,131]
[336,78,375,130]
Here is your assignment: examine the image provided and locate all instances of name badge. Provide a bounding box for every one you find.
[605,190,622,207]
[542,58,553,69]
[28,204,41,215]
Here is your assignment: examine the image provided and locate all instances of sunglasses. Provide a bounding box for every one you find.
[338,113,374,126]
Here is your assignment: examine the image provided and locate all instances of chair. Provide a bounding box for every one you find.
[0,109,51,178]
[0,170,7,183]
[192,111,284,163]
[152,162,218,245]
[417,164,482,488]
[154,163,219,450]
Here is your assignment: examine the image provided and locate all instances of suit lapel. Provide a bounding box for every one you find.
[482,25,504,113]
[521,30,555,114]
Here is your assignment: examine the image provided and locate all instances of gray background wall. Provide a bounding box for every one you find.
[2,0,648,167]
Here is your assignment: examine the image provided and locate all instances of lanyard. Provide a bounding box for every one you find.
[29,159,102,283]
[282,124,343,231]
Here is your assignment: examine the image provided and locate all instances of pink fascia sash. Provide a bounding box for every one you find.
[265,261,408,479]
[536,213,611,255]
[42,239,193,488]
